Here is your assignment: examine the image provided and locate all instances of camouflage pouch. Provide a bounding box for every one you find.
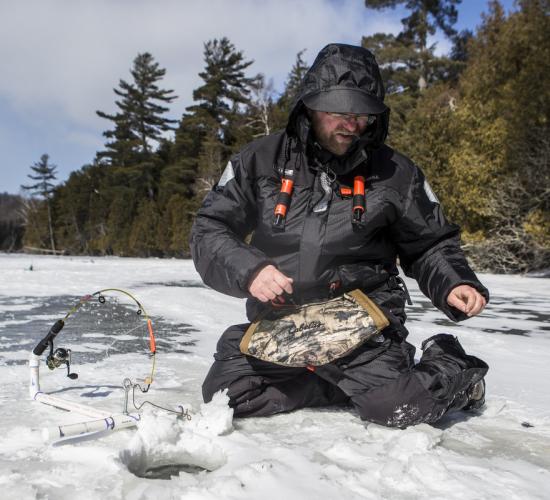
[240,289,389,367]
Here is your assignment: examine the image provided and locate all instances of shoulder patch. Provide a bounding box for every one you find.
[218,161,235,187]
[423,180,440,204]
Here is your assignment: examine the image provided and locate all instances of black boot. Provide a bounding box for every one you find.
[463,378,486,411]
[420,333,488,401]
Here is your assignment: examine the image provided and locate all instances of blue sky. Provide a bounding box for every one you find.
[0,0,516,195]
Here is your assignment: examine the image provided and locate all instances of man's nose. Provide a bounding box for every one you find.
[341,117,358,131]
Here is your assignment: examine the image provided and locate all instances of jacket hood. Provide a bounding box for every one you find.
[286,44,390,163]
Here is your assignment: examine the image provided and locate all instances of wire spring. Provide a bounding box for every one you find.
[122,378,192,420]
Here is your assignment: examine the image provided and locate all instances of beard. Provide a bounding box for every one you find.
[321,129,359,156]
[308,110,366,156]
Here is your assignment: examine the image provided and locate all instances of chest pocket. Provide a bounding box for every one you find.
[255,171,314,228]
[251,176,311,255]
[321,187,395,260]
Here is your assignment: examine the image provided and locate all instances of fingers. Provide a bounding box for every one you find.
[447,290,467,313]
[464,289,476,314]
[447,285,487,317]
[468,291,487,317]
[248,265,294,302]
[272,271,294,295]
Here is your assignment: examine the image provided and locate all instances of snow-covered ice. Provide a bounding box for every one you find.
[0,253,549,499]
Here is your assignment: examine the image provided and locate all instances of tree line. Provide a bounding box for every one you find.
[4,0,549,273]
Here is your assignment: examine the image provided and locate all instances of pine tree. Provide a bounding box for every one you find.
[158,113,203,206]
[364,0,462,90]
[21,154,58,253]
[363,1,464,149]
[97,52,178,166]
[278,50,309,112]
[187,38,255,126]
[186,37,256,192]
[157,194,197,256]
[266,49,310,132]
[53,163,117,254]
[96,114,140,167]
[450,29,473,63]
[361,34,414,94]
[128,199,162,256]
[101,185,137,255]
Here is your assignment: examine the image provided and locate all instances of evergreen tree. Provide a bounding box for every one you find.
[450,0,550,271]
[128,199,162,256]
[283,49,309,103]
[450,29,473,62]
[363,1,464,149]
[100,184,136,255]
[187,38,255,126]
[268,49,310,132]
[393,0,550,272]
[278,50,309,112]
[97,52,178,166]
[96,114,140,167]
[186,37,256,192]
[361,33,417,94]
[53,168,93,253]
[21,154,58,253]
[157,194,197,256]
[52,162,114,254]
[158,113,203,207]
[363,0,461,91]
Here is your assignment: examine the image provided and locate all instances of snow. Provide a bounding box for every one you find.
[0,253,549,499]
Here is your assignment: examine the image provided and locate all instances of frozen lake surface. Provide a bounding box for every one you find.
[0,253,549,499]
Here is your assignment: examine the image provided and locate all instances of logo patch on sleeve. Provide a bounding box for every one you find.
[218,161,235,187]
[423,180,440,204]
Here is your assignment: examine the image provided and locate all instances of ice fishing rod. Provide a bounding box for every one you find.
[29,288,188,443]
[32,288,156,387]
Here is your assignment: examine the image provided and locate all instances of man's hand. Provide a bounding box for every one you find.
[447,284,487,317]
[248,264,294,302]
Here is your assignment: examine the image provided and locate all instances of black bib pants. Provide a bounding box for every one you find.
[202,324,488,428]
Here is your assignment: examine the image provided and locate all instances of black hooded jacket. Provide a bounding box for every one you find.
[190,44,489,335]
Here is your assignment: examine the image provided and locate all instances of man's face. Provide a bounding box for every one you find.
[309,110,373,156]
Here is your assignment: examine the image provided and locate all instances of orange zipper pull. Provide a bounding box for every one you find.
[352,175,366,225]
[273,178,294,228]
[340,186,352,197]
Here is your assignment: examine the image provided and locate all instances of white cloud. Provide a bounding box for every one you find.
[0,0,402,134]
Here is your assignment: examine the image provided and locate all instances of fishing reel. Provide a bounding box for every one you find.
[46,344,78,380]
[33,319,78,380]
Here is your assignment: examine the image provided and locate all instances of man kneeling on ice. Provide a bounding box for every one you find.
[190,43,488,428]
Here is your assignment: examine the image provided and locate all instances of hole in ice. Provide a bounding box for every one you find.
[131,463,209,479]
[121,449,222,480]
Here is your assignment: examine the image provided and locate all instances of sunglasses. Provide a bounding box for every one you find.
[325,112,376,125]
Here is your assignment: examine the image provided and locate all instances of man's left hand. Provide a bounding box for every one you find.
[447,285,487,317]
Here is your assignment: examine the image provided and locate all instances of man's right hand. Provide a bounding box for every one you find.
[248,264,294,302]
